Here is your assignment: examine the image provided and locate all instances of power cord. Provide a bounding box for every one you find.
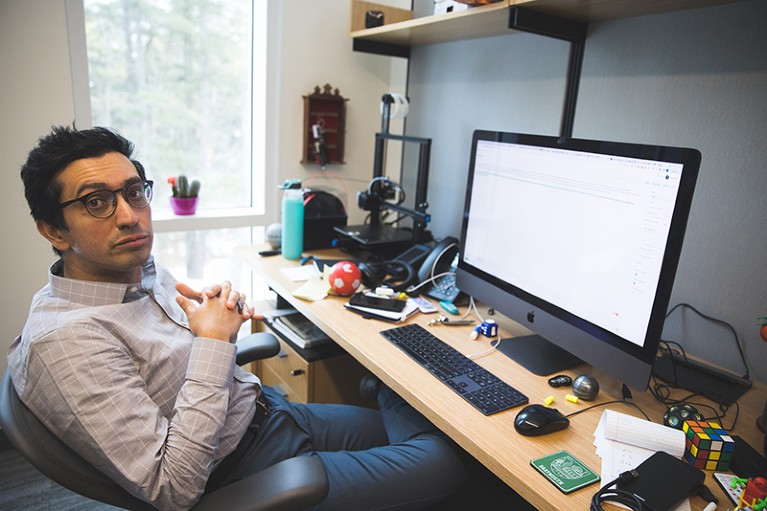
[694,483,719,511]
[564,385,651,422]
[590,473,718,511]
[590,470,644,511]
[664,302,750,380]
[651,341,741,431]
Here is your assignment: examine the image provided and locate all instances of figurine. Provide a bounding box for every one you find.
[732,476,767,510]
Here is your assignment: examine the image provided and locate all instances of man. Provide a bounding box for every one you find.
[10,126,468,510]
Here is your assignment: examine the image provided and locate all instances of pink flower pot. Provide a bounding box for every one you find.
[170,197,199,215]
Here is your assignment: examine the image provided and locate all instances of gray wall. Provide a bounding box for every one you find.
[406,0,767,382]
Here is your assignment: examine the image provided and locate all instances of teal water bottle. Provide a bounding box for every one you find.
[280,179,304,260]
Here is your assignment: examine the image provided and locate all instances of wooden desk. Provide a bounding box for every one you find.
[237,245,767,510]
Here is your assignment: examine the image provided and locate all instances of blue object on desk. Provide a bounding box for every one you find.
[439,300,459,315]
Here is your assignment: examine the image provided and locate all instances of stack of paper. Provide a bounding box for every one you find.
[594,410,690,510]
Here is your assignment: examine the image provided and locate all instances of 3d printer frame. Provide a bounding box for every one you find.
[364,131,432,245]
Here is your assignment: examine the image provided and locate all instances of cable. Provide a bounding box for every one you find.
[590,471,644,511]
[427,241,459,289]
[405,271,455,293]
[464,296,483,322]
[467,336,501,360]
[693,483,719,510]
[565,400,652,422]
[651,341,741,431]
[665,302,750,379]
[590,474,719,511]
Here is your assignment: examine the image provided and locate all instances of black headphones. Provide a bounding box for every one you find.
[358,260,416,293]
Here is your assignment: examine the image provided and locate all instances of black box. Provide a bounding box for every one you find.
[303,190,347,250]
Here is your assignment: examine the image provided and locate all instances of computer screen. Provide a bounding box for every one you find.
[455,130,701,390]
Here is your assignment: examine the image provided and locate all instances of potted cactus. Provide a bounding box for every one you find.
[167,175,201,215]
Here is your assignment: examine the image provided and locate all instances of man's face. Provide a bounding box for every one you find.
[39,152,154,283]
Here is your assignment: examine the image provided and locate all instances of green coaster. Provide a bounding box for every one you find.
[530,450,600,494]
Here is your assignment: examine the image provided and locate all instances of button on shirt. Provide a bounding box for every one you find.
[8,258,261,510]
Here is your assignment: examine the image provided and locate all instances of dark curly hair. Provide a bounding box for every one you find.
[20,125,146,231]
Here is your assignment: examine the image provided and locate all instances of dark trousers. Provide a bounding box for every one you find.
[224,385,469,510]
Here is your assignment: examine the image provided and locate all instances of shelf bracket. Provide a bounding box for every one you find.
[353,39,410,59]
[509,8,587,138]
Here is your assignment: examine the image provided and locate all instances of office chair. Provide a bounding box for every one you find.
[0,333,329,511]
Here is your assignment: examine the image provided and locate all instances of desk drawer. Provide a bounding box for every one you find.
[258,338,310,403]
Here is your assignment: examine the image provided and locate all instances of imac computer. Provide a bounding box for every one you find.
[455,130,701,390]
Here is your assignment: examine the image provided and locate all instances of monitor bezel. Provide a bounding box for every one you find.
[455,130,701,390]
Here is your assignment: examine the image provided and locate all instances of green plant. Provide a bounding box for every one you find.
[167,175,201,198]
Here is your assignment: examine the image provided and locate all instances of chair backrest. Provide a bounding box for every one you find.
[0,370,155,510]
[0,333,328,511]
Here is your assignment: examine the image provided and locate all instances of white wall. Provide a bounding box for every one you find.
[407,0,767,382]
[0,0,405,376]
[267,0,407,225]
[0,1,75,376]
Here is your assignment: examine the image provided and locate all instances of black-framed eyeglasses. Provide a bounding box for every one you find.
[59,180,154,219]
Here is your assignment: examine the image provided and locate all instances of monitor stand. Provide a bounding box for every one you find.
[497,335,583,376]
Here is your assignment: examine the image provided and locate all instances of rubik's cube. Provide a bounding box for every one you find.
[682,420,734,470]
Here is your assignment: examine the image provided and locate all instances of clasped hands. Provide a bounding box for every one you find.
[175,280,258,343]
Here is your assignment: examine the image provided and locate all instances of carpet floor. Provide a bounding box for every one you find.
[0,448,117,510]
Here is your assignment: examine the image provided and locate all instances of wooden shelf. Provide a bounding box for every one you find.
[350,0,512,49]
[350,0,746,52]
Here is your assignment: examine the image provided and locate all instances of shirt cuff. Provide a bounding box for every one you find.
[187,338,237,388]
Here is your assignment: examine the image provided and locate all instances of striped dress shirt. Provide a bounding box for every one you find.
[8,257,261,510]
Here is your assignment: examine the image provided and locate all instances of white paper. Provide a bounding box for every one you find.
[280,265,318,282]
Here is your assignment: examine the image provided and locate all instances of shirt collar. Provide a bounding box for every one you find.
[49,257,156,306]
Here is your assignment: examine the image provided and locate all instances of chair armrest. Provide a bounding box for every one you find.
[236,332,281,365]
[192,456,328,511]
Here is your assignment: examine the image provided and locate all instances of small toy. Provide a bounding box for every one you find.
[471,319,498,339]
[327,261,362,296]
[732,476,767,510]
[663,404,703,429]
[572,374,599,401]
[682,420,735,471]
[548,374,572,387]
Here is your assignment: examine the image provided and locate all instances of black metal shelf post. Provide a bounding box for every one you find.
[508,8,588,139]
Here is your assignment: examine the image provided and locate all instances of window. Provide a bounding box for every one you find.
[82,0,268,301]
[85,0,259,211]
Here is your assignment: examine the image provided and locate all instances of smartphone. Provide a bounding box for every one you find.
[348,293,407,313]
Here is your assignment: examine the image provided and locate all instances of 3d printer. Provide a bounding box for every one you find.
[334,93,433,255]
